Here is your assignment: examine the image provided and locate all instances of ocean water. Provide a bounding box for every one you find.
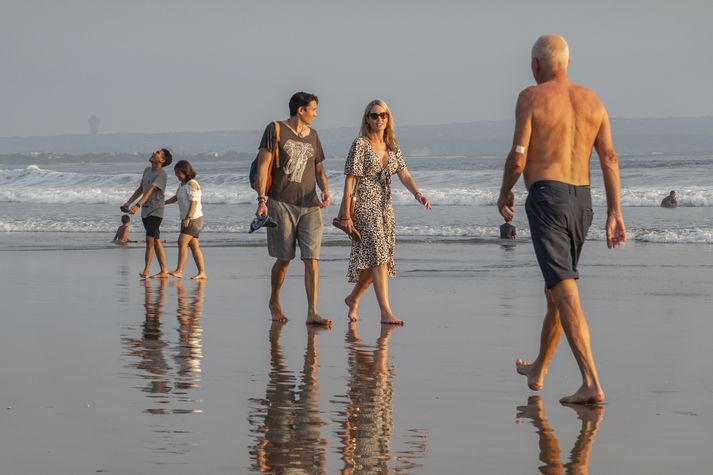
[0,152,711,250]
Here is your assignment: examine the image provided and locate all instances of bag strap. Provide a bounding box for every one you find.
[273,121,281,169]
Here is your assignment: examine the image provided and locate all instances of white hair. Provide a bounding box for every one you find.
[531,35,570,71]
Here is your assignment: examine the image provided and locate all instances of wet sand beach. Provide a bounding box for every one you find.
[0,240,712,474]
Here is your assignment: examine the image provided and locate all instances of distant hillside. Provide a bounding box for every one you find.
[1,117,712,156]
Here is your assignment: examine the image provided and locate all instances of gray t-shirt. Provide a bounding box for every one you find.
[259,122,325,208]
[140,166,168,218]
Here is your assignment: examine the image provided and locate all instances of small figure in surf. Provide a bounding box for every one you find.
[660,190,677,208]
[499,191,517,239]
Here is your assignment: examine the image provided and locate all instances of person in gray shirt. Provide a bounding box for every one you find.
[122,148,173,278]
[253,92,332,326]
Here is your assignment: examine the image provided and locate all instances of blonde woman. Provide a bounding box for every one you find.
[339,100,430,325]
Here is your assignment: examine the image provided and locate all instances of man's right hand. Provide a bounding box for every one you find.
[256,201,268,217]
[497,193,515,221]
[606,213,626,249]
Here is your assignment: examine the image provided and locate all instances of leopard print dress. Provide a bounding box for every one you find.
[344,137,407,283]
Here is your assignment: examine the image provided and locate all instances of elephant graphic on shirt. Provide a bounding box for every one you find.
[282,140,314,183]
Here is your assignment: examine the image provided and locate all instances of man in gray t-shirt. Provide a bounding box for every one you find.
[122,148,173,278]
[140,166,168,218]
[253,92,332,326]
[259,121,325,208]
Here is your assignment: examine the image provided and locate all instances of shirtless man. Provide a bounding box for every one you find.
[497,35,626,404]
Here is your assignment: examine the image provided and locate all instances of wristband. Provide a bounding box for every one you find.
[257,196,267,203]
[414,191,423,199]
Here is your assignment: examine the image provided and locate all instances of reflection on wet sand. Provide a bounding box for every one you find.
[516,396,604,475]
[249,323,329,473]
[122,279,205,416]
[174,280,204,407]
[334,324,428,474]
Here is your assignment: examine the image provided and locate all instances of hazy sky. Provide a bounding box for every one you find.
[2,0,712,137]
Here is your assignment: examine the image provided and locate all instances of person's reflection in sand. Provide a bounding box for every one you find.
[516,396,604,474]
[250,322,329,473]
[335,323,427,474]
[123,279,170,413]
[173,280,204,411]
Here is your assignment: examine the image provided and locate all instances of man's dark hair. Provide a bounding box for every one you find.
[289,92,318,116]
[173,159,197,182]
[121,214,130,224]
[161,148,173,167]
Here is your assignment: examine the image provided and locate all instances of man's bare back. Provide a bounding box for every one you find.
[498,35,626,405]
[518,79,606,189]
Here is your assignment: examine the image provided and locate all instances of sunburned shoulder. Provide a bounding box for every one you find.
[518,86,538,102]
[570,82,602,102]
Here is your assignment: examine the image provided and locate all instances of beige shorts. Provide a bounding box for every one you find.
[181,216,204,238]
[267,199,323,261]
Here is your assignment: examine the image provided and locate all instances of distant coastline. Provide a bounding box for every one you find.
[1,116,712,156]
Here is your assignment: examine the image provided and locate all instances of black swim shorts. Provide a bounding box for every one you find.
[142,216,163,239]
[525,180,593,289]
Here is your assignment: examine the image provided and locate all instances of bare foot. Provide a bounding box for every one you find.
[346,321,361,343]
[168,270,183,279]
[378,323,396,341]
[151,272,170,279]
[516,358,546,391]
[515,395,545,423]
[560,385,605,405]
[381,313,404,326]
[190,272,207,280]
[269,301,287,322]
[564,401,605,424]
[307,313,333,326]
[345,295,359,321]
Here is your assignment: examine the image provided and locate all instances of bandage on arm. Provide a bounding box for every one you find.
[514,145,526,154]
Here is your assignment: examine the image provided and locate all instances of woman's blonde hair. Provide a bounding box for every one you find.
[360,99,398,152]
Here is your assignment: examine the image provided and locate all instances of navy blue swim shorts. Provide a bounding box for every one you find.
[525,180,593,289]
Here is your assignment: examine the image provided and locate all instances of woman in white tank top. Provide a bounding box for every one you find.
[165,160,207,279]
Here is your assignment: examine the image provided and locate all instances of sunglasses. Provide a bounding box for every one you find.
[368,112,389,121]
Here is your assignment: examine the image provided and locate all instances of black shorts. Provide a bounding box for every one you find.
[525,181,593,289]
[142,216,163,239]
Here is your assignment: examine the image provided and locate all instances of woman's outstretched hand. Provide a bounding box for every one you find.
[417,194,431,210]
